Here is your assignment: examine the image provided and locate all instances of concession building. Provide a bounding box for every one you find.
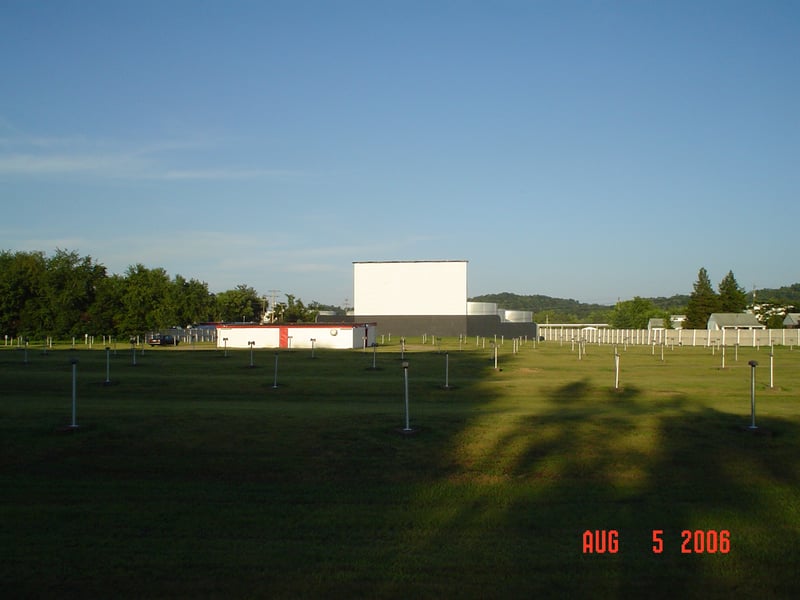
[216,322,377,350]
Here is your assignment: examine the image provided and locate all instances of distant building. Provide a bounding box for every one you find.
[647,316,685,331]
[784,313,800,329]
[216,323,377,349]
[707,313,765,330]
[670,315,686,330]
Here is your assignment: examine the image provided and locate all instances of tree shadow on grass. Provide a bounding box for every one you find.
[3,349,800,598]
[377,375,800,597]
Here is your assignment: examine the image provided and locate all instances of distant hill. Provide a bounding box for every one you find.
[647,295,690,311]
[469,285,798,323]
[754,283,800,307]
[468,292,612,322]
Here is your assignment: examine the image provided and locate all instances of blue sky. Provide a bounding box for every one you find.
[2,1,798,306]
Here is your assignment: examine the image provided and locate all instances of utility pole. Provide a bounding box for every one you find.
[267,289,281,322]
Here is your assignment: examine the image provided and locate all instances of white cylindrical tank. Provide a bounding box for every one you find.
[503,310,532,323]
[467,302,498,315]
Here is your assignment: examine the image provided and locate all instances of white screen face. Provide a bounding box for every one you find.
[354,261,467,316]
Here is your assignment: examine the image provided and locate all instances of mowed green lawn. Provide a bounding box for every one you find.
[1,339,798,598]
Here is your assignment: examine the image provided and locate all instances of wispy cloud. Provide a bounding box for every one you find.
[0,153,147,175]
[0,128,160,177]
[161,168,302,181]
[0,235,94,253]
[0,228,437,303]
[0,127,306,181]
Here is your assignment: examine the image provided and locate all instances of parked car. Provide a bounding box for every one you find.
[148,334,179,346]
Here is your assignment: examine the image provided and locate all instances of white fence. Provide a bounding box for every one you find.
[539,326,800,347]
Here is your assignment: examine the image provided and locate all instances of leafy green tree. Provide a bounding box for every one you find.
[281,294,317,323]
[718,270,747,313]
[587,308,614,324]
[685,267,719,329]
[88,274,126,335]
[532,310,575,324]
[214,285,262,322]
[764,313,786,329]
[0,249,109,338]
[0,250,47,338]
[41,249,107,337]
[610,296,664,329]
[116,264,173,334]
[170,275,214,326]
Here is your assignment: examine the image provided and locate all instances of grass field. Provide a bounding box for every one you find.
[2,339,799,598]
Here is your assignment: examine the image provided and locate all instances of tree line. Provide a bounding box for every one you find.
[608,269,751,330]
[0,249,321,339]
[602,268,796,329]
[3,250,795,339]
[468,292,613,324]
[473,269,796,329]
